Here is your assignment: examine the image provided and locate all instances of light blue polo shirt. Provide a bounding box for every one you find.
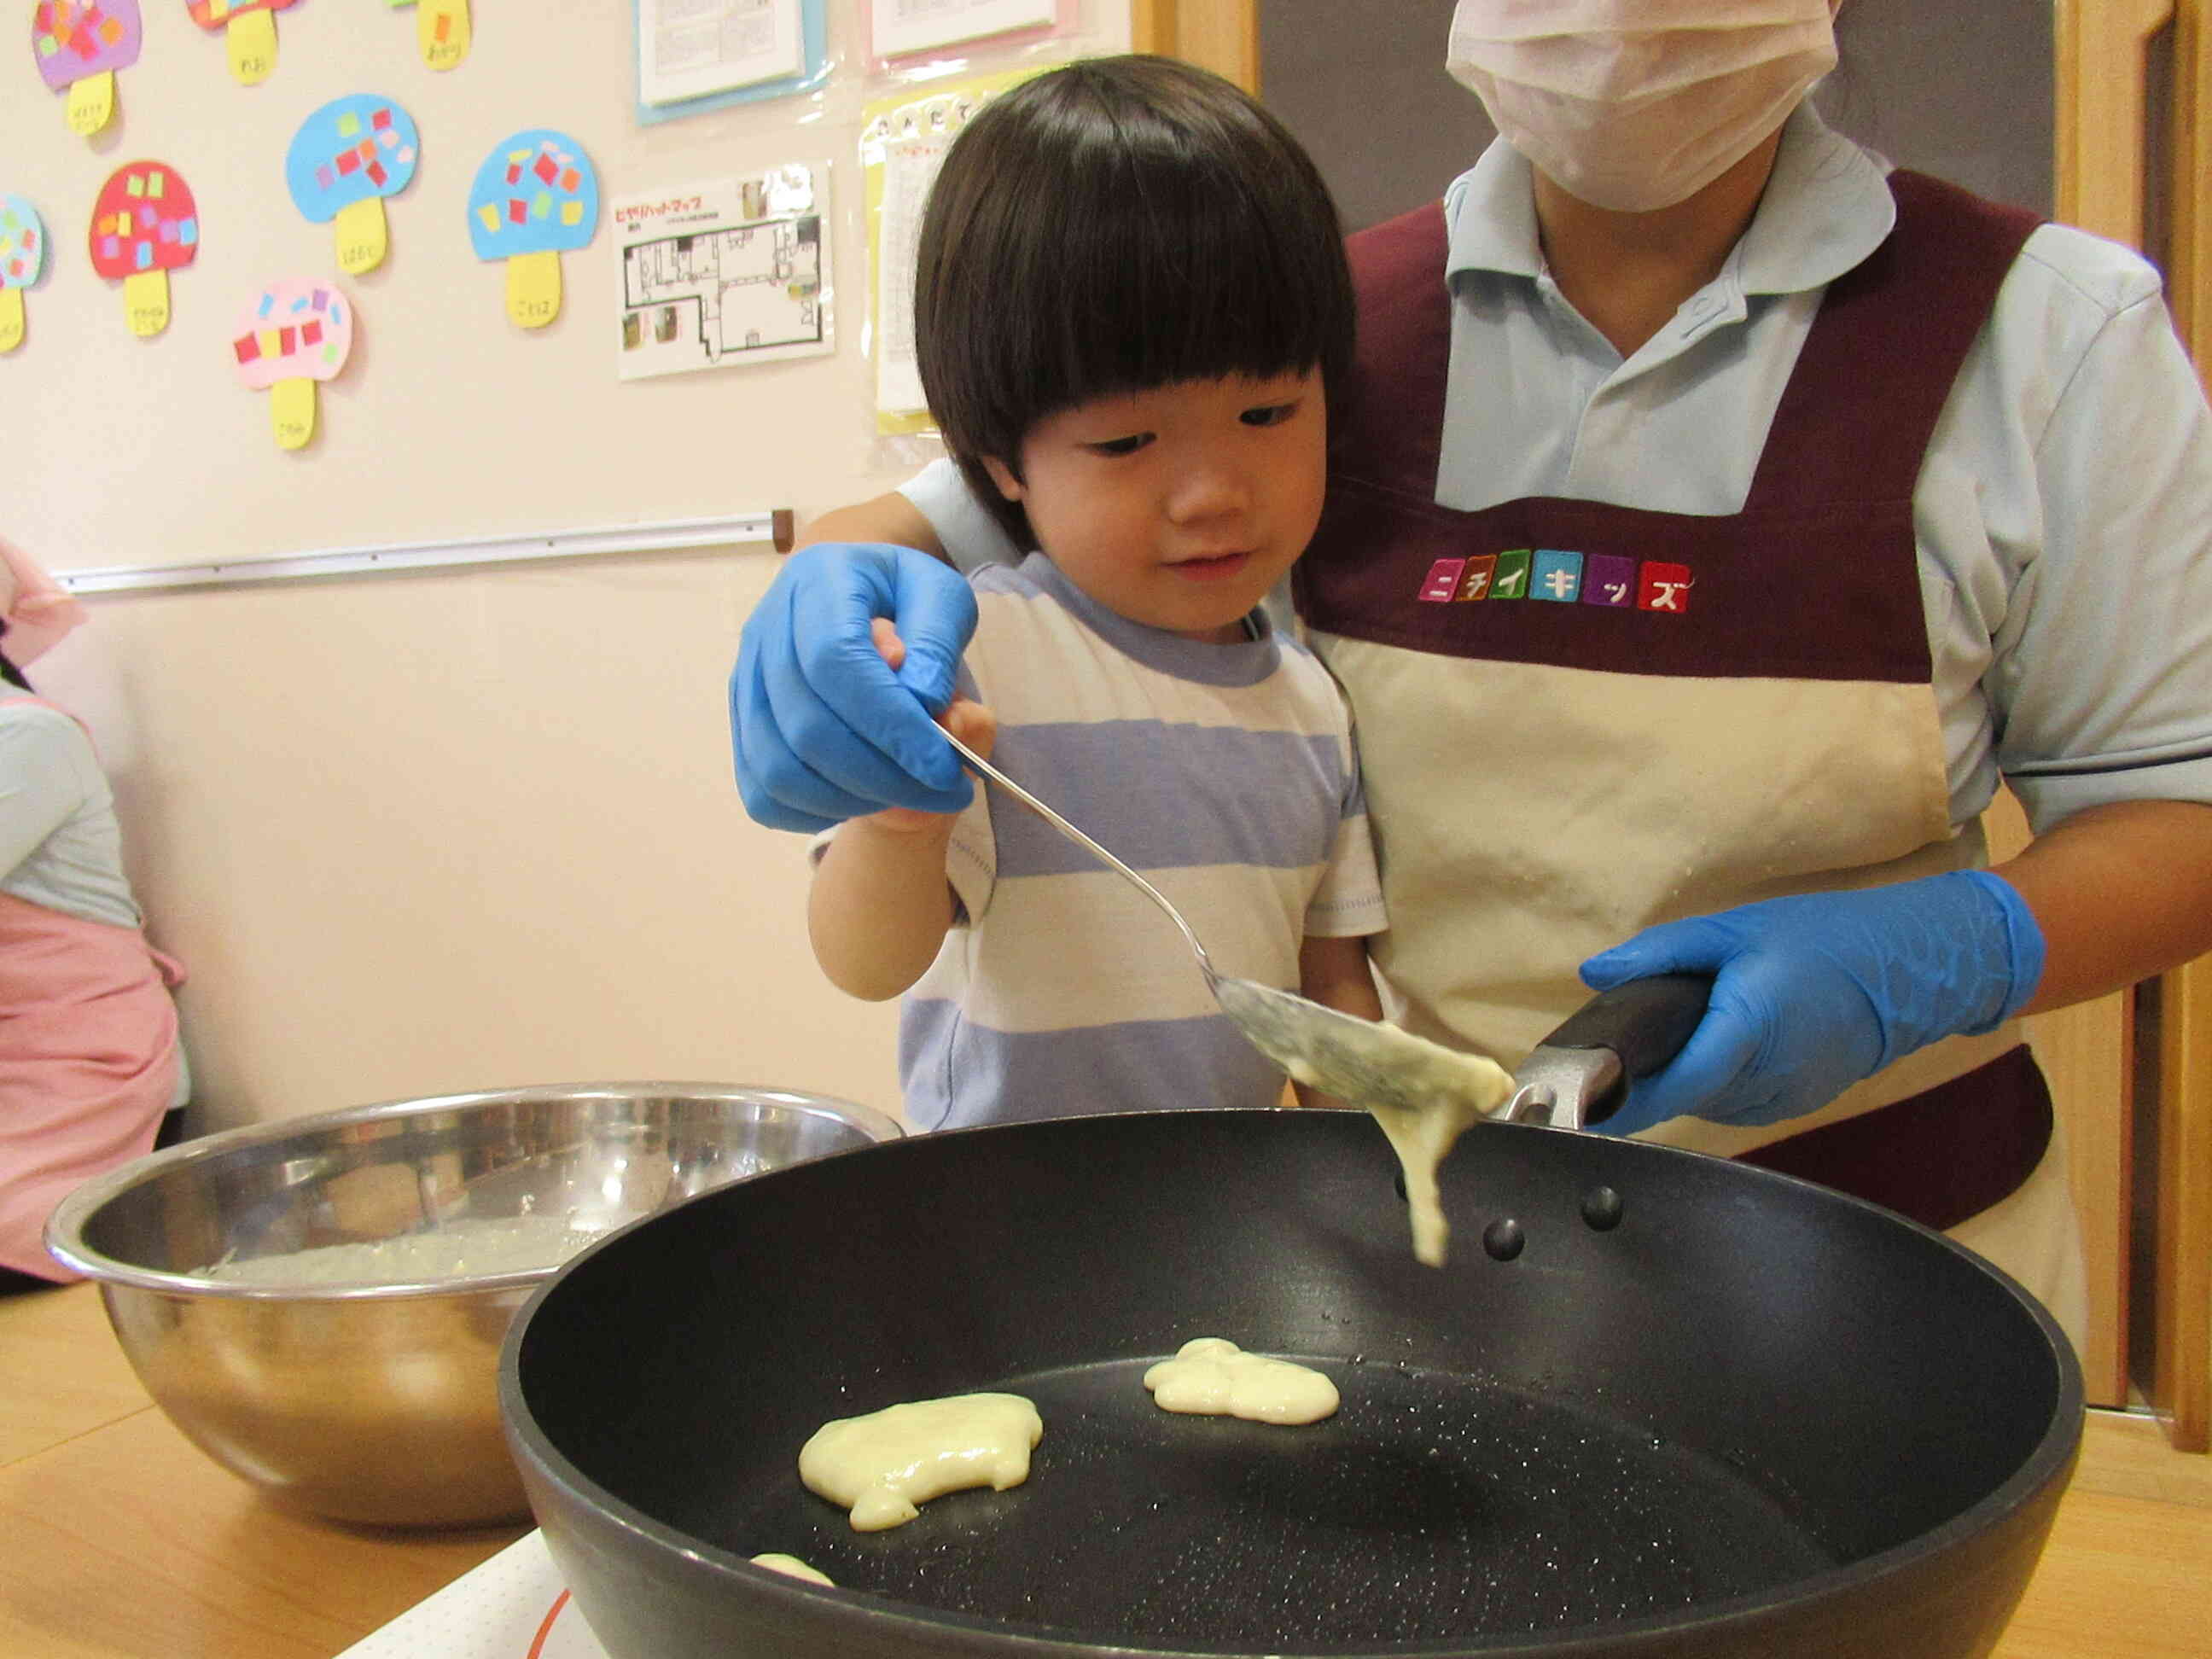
[905,102,2212,835]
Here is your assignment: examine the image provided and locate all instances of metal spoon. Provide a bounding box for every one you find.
[940,731,1513,1119]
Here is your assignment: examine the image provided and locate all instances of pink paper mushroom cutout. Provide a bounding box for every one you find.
[31,0,141,136]
[89,160,197,337]
[232,279,351,450]
[0,195,47,353]
[185,0,296,85]
[467,131,598,330]
[286,95,419,276]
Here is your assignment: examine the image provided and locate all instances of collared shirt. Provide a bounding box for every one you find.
[905,102,2212,833]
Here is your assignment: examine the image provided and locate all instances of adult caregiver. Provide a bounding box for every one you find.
[730,4,2212,1351]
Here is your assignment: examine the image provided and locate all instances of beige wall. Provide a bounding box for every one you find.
[9,0,1129,1130]
[43,550,914,1128]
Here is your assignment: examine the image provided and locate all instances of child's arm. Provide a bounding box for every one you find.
[806,696,994,1000]
[1290,934,1386,1109]
[808,813,954,1001]
[807,619,995,1001]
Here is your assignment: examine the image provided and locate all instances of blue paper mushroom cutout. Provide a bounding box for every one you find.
[287,94,419,275]
[0,195,48,352]
[467,130,597,330]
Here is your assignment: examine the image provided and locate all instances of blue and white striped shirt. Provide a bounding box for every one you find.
[888,553,1386,1132]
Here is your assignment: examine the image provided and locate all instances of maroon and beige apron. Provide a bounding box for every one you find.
[1298,172,2085,1344]
[0,696,184,1281]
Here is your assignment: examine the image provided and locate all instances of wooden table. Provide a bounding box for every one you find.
[4,1280,2209,1658]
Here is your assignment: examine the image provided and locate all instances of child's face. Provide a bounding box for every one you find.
[981,370,1325,644]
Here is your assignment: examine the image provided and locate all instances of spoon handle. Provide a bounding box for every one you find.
[939,729,1215,977]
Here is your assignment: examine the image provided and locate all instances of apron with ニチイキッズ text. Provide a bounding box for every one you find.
[1295,172,2085,1353]
[0,696,185,1281]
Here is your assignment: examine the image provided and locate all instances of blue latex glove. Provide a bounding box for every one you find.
[1579,870,2046,1137]
[731,543,980,833]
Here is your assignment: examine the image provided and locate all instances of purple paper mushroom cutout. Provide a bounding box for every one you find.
[0,195,47,353]
[232,277,351,450]
[467,130,597,330]
[287,95,419,276]
[32,0,140,136]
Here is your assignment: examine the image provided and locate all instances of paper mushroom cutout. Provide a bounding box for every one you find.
[0,195,46,354]
[89,160,197,337]
[467,130,597,330]
[232,278,351,450]
[381,0,468,69]
[286,96,418,276]
[414,0,466,70]
[31,0,141,136]
[185,0,296,86]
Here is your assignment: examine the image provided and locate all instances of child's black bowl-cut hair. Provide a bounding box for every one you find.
[914,54,1355,550]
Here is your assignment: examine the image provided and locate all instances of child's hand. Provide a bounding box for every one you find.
[863,619,996,834]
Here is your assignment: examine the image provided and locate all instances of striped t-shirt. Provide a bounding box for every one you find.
[888,553,1386,1132]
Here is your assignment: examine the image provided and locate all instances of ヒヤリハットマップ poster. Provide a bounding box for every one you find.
[614,165,831,381]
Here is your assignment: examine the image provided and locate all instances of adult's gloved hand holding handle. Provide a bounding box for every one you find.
[1578,870,2046,1137]
[731,543,979,833]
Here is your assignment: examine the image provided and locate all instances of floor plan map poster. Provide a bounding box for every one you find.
[614,165,831,381]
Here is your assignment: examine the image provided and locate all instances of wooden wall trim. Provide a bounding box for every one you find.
[2053,0,2174,242]
[2165,0,2212,1465]
[2176,0,2210,352]
[2155,965,2212,1448]
[2056,0,2212,1449]
[1131,0,1258,91]
[1129,0,1172,56]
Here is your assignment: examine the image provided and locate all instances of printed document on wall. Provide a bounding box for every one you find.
[862,66,1045,432]
[870,0,1055,58]
[639,0,803,106]
[615,166,831,380]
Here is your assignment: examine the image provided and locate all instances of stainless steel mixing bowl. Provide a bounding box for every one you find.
[44,1082,900,1528]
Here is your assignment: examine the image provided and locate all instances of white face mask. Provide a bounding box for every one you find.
[1447,0,1838,212]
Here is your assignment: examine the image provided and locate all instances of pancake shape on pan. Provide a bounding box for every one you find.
[1142,1337,1339,1424]
[799,1392,1043,1531]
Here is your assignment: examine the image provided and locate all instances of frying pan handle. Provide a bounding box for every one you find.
[1540,972,1713,1128]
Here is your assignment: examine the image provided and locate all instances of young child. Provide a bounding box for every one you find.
[0,541,188,1287]
[803,55,1386,1132]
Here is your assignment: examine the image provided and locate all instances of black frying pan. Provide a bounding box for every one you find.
[500,1097,2080,1658]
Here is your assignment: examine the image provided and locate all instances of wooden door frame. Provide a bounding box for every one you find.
[1131,0,1259,90]
[2058,0,2212,1452]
